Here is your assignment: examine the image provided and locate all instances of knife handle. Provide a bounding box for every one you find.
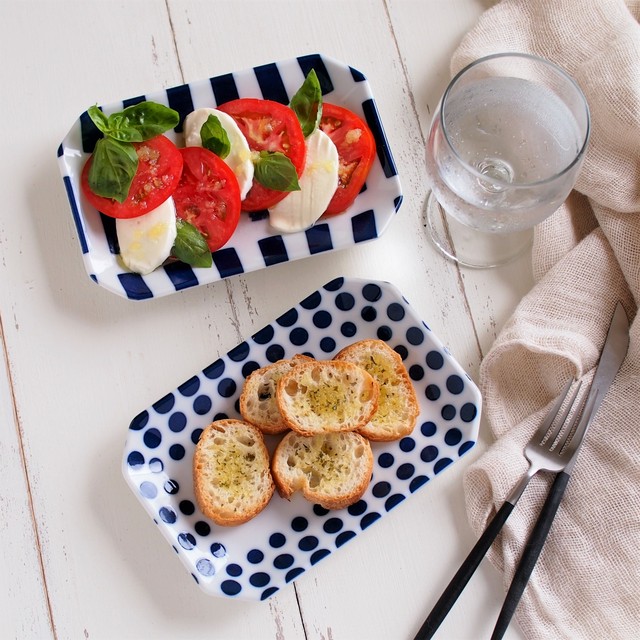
[413,500,515,640]
[491,471,571,640]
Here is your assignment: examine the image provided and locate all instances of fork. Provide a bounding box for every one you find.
[413,377,596,640]
[489,393,598,640]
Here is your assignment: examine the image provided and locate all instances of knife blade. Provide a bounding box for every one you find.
[491,302,630,639]
[563,302,630,472]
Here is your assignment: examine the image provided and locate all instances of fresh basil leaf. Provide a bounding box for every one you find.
[172,218,213,268]
[200,114,231,159]
[87,101,179,142]
[87,105,110,136]
[87,138,138,203]
[290,69,322,137]
[105,113,144,142]
[117,101,180,140]
[254,151,301,192]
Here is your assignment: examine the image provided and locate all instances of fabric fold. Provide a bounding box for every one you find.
[456,1,640,638]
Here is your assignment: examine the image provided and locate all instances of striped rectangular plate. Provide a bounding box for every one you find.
[57,54,403,300]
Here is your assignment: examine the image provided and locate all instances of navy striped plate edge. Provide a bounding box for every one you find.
[60,54,403,301]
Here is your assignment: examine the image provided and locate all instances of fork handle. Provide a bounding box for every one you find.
[491,471,571,640]
[413,500,516,640]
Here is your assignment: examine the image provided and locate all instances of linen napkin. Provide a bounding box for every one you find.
[451,1,640,638]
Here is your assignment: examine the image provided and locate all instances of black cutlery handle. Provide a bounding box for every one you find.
[413,500,516,640]
[491,471,571,640]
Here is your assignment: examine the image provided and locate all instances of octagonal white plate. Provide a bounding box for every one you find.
[57,54,402,300]
[122,277,481,601]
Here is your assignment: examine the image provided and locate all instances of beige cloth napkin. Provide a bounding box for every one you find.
[451,1,640,638]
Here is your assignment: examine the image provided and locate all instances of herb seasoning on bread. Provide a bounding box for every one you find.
[276,360,379,436]
[193,419,274,526]
[334,339,419,441]
[271,431,374,509]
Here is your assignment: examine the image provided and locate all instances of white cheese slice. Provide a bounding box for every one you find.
[184,107,254,200]
[116,197,177,275]
[268,129,339,233]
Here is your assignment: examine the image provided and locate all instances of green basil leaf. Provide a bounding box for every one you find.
[200,114,231,159]
[172,218,213,268]
[87,101,179,142]
[254,151,301,192]
[87,138,138,202]
[87,105,110,136]
[116,101,180,140]
[289,69,323,137]
[105,113,144,142]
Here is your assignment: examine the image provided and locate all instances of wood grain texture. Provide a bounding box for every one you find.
[0,0,528,638]
[0,316,53,638]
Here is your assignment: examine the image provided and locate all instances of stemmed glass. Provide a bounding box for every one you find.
[424,53,590,268]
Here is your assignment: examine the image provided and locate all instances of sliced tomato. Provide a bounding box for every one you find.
[173,147,241,252]
[80,135,183,219]
[319,103,376,215]
[217,98,306,212]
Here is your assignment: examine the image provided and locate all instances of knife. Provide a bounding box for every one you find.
[491,302,630,640]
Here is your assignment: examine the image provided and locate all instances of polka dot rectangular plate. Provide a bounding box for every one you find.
[122,277,481,601]
[57,54,402,300]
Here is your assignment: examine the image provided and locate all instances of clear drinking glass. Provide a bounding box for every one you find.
[424,53,590,268]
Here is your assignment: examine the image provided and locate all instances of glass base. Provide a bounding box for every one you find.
[423,191,532,269]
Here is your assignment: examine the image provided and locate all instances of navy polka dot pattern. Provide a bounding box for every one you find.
[122,277,481,601]
[59,55,403,301]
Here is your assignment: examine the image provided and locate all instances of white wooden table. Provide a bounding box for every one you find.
[1,1,532,638]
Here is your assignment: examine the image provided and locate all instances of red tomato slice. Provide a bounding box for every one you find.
[173,147,241,252]
[319,103,376,215]
[80,135,183,219]
[217,98,306,212]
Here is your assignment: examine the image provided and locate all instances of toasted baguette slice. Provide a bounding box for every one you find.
[334,339,419,441]
[272,431,373,509]
[193,419,274,526]
[276,360,379,436]
[239,354,314,434]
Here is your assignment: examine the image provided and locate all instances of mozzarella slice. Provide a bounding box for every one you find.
[184,107,254,200]
[269,129,339,233]
[269,129,339,232]
[116,197,177,275]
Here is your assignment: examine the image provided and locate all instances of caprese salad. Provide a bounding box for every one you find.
[80,70,376,275]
